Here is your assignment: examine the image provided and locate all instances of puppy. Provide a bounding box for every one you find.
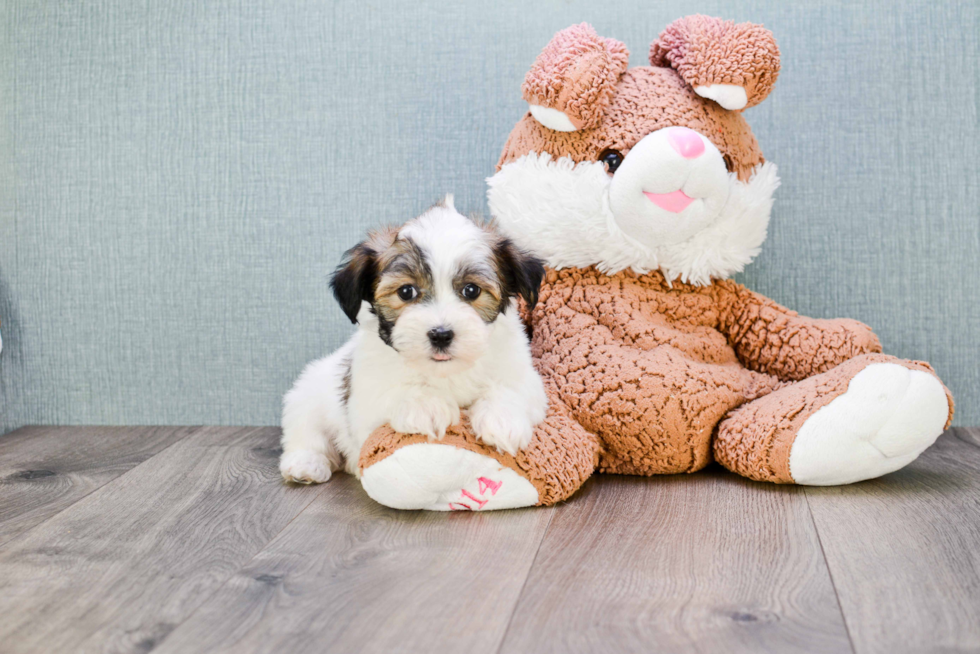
[279,196,548,484]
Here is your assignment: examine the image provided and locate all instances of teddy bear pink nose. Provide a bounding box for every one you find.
[667,127,705,159]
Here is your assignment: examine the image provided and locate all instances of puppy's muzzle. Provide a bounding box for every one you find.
[427,326,454,350]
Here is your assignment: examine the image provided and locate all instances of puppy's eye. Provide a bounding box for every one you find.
[599,148,623,174]
[461,283,481,300]
[397,284,418,302]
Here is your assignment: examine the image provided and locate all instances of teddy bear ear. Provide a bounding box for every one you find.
[649,15,780,110]
[522,23,630,132]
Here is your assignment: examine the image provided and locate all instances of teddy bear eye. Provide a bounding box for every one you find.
[397,284,418,301]
[599,149,623,174]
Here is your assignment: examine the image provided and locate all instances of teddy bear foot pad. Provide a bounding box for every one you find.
[789,363,950,485]
[360,442,539,511]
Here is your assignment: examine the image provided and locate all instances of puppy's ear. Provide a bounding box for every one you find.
[494,239,545,311]
[330,242,378,323]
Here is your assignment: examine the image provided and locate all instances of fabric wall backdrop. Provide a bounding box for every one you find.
[1,0,977,435]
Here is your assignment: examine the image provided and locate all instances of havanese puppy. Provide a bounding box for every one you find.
[279,196,548,484]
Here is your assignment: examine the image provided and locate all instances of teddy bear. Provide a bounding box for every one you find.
[355,15,954,511]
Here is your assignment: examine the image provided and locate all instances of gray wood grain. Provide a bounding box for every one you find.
[154,474,555,654]
[805,429,980,654]
[2,425,978,654]
[499,469,853,654]
[953,425,980,448]
[0,426,195,546]
[0,426,322,654]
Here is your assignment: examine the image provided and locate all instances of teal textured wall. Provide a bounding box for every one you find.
[1,0,978,434]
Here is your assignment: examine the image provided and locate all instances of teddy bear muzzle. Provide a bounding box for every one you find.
[608,126,733,248]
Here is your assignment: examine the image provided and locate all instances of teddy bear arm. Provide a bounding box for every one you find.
[358,374,600,509]
[718,282,882,382]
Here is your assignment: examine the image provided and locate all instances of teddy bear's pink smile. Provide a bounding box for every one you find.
[643,189,695,213]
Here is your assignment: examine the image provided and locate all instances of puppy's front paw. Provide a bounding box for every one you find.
[470,401,534,456]
[280,449,332,484]
[390,396,460,440]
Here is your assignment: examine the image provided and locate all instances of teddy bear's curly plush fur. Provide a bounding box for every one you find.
[357,16,954,511]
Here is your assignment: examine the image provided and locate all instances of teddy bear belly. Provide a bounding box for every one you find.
[532,268,780,475]
[541,340,779,477]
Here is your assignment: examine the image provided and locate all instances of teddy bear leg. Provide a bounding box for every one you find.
[550,340,780,476]
[714,353,953,485]
[358,381,600,511]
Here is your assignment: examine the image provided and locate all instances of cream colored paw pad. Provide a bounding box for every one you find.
[360,443,538,511]
[789,363,949,485]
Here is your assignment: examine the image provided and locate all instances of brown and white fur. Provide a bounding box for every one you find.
[279,196,547,484]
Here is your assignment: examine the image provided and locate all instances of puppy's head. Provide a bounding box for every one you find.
[331,195,544,377]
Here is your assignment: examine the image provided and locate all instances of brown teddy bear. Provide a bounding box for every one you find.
[357,15,954,510]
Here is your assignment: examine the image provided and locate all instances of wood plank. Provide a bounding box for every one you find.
[805,429,980,654]
[953,425,980,448]
[0,426,323,654]
[499,469,853,654]
[0,426,195,546]
[154,475,554,654]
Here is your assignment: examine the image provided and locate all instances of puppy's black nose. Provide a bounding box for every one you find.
[427,327,454,349]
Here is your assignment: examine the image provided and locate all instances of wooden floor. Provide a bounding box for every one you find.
[0,427,978,654]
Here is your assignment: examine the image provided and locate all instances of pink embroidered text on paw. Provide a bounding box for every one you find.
[460,489,488,509]
[478,477,502,495]
[448,477,504,510]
